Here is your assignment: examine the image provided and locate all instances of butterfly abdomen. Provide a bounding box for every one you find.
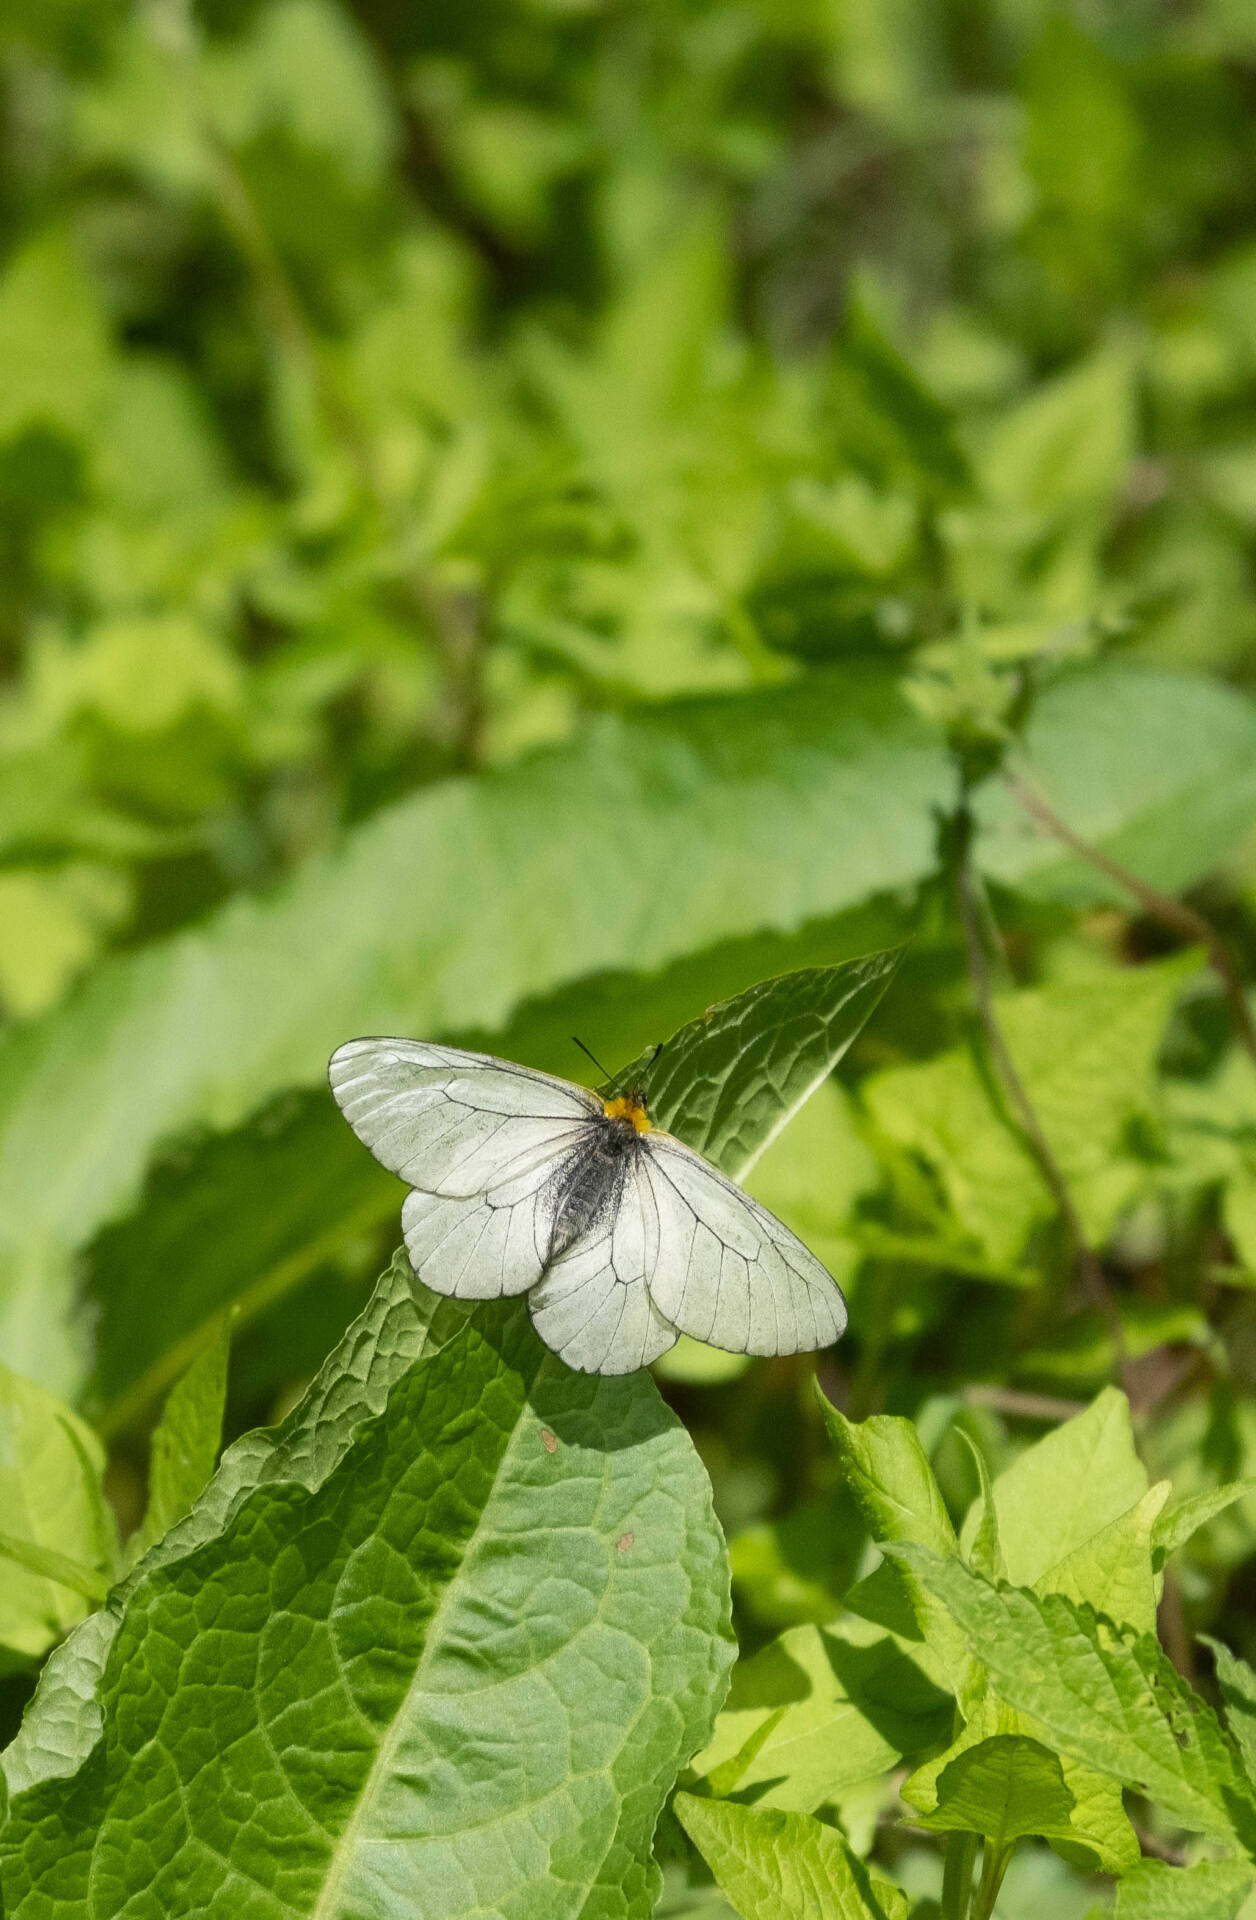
[546,1117,641,1262]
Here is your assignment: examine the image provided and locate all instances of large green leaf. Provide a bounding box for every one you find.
[625,949,902,1178]
[0,1255,735,1916]
[675,1795,907,1920]
[0,670,948,1395]
[898,1547,1256,1848]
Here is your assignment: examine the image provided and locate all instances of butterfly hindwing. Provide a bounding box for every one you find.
[529,1154,679,1374]
[639,1133,848,1356]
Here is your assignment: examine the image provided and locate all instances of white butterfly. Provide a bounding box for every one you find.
[329,1038,848,1376]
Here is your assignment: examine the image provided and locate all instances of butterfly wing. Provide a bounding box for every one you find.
[528,1151,680,1374]
[330,1038,845,1369]
[639,1132,847,1355]
[330,1039,599,1300]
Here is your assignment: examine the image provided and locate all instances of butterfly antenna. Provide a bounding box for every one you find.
[571,1035,614,1082]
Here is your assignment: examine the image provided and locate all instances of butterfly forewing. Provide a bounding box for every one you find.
[329,1038,597,1194]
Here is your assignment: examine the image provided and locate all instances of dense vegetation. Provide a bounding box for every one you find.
[5,1,1256,1914]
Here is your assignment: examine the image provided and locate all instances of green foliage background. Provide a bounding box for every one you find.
[6,0,1256,1912]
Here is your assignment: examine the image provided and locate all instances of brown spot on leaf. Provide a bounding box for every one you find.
[541,1428,558,1454]
[616,1532,634,1553]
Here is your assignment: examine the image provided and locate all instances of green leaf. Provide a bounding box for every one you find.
[205,0,394,190]
[977,664,1256,905]
[675,1794,908,1920]
[0,668,950,1394]
[1203,1638,1256,1791]
[902,1686,1139,1874]
[913,1734,1075,1847]
[898,1547,1256,1847]
[687,1621,951,1815]
[954,1430,1004,1581]
[814,1399,957,1559]
[0,228,112,445]
[815,1394,968,1682]
[1035,1483,1170,1637]
[625,949,902,1180]
[864,958,1195,1266]
[1112,1858,1254,1920]
[1153,1484,1256,1569]
[964,1387,1147,1589]
[977,347,1136,515]
[0,1535,107,1608]
[0,1365,109,1668]
[131,1315,231,1560]
[818,1397,956,1559]
[1,1254,735,1916]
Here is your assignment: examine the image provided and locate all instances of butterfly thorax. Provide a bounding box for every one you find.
[601,1092,651,1133]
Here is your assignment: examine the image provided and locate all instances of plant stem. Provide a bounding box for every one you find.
[962,1385,1087,1422]
[952,793,1133,1395]
[941,1830,977,1920]
[971,1841,1011,1920]
[1007,764,1256,1072]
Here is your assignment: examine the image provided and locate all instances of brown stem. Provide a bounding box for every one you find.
[1132,1823,1187,1866]
[1158,1562,1198,1686]
[954,824,1134,1394]
[962,1386,1088,1422]
[1007,766,1256,1071]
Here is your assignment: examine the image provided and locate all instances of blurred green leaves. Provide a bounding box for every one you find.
[865,955,1195,1268]
[0,1370,112,1669]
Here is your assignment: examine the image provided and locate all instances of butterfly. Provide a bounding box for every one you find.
[329,1038,848,1376]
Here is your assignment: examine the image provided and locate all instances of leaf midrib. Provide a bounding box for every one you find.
[308,1346,625,1920]
[306,1356,541,1920]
